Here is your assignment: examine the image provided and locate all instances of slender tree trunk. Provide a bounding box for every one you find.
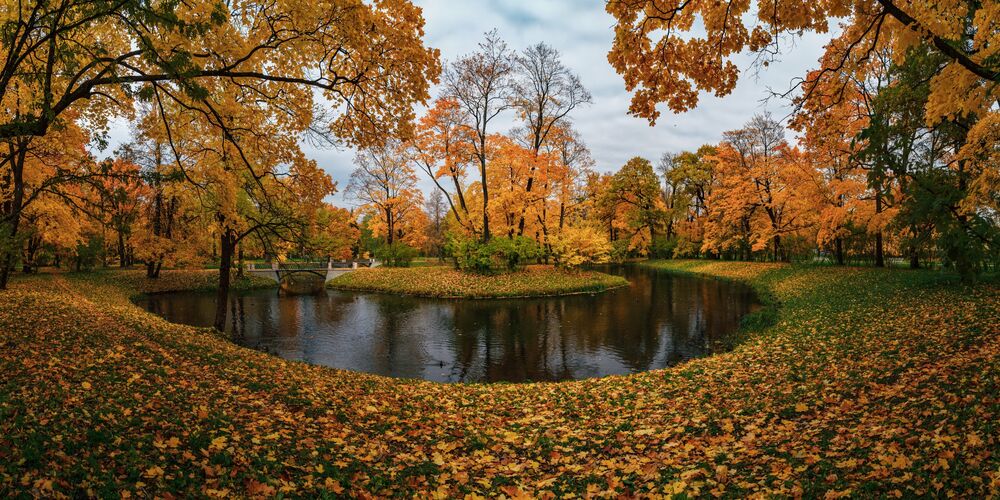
[385,208,394,245]
[875,233,885,268]
[236,245,244,278]
[874,193,885,268]
[213,229,237,332]
[479,148,490,242]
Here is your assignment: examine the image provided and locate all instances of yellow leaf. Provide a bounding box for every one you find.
[143,466,164,479]
[209,436,227,451]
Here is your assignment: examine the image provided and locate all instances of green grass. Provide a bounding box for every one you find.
[328,265,629,298]
[0,262,997,497]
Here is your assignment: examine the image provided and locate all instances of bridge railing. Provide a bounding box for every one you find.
[247,260,376,271]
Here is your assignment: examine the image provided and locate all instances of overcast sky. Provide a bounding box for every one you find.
[107,1,836,208]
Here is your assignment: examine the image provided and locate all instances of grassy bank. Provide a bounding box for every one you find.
[1,262,998,497]
[328,265,629,298]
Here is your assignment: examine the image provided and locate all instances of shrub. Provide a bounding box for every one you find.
[551,226,612,268]
[449,235,541,274]
[609,239,631,263]
[650,236,678,259]
[376,242,417,267]
[671,236,701,258]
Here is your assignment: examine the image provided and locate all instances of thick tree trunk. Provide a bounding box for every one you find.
[835,237,845,265]
[22,235,40,273]
[117,230,127,268]
[0,140,28,290]
[213,229,237,332]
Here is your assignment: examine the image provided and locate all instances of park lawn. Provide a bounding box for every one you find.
[1,262,998,497]
[328,265,629,298]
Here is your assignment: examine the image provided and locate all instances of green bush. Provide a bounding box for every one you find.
[650,236,678,259]
[671,237,701,258]
[609,239,631,263]
[376,242,417,267]
[448,235,541,274]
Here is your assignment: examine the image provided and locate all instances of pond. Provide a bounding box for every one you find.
[136,266,760,383]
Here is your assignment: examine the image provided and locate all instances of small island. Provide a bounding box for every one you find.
[329,265,628,298]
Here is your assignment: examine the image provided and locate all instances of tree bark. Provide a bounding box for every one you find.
[480,160,490,242]
[874,193,885,268]
[835,237,845,265]
[0,139,28,289]
[213,228,237,332]
[117,230,127,268]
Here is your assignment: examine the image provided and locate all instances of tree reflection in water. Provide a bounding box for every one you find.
[137,266,759,383]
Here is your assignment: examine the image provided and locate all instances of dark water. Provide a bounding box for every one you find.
[136,266,759,383]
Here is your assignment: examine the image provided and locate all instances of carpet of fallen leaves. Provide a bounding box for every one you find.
[1,262,998,498]
[329,265,629,298]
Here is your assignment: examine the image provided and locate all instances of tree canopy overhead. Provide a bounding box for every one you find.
[606,0,998,126]
[0,0,441,144]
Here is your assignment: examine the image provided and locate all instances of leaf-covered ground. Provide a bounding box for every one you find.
[329,265,629,298]
[1,262,998,498]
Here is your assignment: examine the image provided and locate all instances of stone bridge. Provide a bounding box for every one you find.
[246,260,379,284]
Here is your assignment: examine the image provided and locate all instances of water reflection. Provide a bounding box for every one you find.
[136,266,758,383]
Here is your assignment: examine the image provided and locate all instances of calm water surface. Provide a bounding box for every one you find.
[136,266,758,383]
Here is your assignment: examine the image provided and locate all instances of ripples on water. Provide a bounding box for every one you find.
[136,266,759,383]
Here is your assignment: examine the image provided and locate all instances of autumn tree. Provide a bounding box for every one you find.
[792,64,873,266]
[443,30,515,242]
[606,0,999,264]
[511,42,591,236]
[0,0,440,292]
[607,0,997,120]
[546,126,595,234]
[703,115,818,262]
[120,130,206,278]
[423,189,447,259]
[301,204,358,261]
[347,141,427,250]
[0,115,90,287]
[91,159,146,268]
[485,134,534,239]
[857,46,999,278]
[411,98,474,232]
[596,157,667,256]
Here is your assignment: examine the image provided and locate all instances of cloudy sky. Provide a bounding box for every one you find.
[108,1,837,208]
